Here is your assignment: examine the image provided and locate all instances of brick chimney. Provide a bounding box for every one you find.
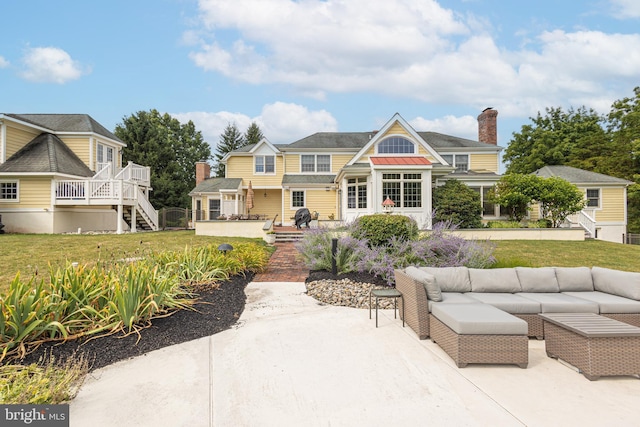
[195,161,211,185]
[477,108,498,145]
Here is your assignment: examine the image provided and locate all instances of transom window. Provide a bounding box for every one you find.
[347,177,367,209]
[586,189,600,208]
[441,154,469,173]
[255,155,275,174]
[292,190,305,208]
[301,155,331,173]
[0,181,18,201]
[378,137,415,154]
[382,173,422,208]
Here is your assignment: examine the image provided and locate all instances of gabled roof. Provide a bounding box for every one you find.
[418,131,498,150]
[4,113,122,143]
[189,178,242,194]
[533,165,632,185]
[284,132,372,150]
[0,133,93,176]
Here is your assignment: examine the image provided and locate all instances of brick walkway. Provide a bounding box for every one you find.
[253,242,309,282]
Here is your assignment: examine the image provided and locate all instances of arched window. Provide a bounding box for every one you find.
[378,137,415,154]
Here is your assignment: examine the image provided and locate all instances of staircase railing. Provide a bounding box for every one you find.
[136,188,158,230]
[114,162,151,186]
[567,209,596,238]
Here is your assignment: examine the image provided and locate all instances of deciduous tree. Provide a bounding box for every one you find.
[433,179,482,228]
[115,109,211,208]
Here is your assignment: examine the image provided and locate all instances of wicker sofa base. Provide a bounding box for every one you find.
[543,321,640,380]
[514,314,544,339]
[429,315,529,368]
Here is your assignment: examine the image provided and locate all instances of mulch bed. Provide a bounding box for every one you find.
[12,270,383,372]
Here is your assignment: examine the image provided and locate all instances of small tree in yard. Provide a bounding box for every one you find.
[433,179,482,228]
[492,174,584,227]
[537,177,585,227]
[491,174,543,222]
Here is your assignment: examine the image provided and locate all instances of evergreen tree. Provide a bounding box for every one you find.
[433,179,482,228]
[214,123,245,177]
[244,122,264,146]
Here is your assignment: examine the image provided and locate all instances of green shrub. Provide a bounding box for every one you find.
[433,179,482,228]
[486,220,522,228]
[351,214,418,247]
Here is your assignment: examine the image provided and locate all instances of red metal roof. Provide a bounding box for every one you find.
[370,156,431,165]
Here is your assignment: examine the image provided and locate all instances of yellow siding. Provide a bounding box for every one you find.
[384,122,410,137]
[5,126,39,158]
[61,137,91,165]
[283,189,337,222]
[285,154,299,174]
[226,156,285,187]
[15,178,52,208]
[250,190,281,220]
[597,187,626,222]
[331,154,353,172]
[470,154,499,173]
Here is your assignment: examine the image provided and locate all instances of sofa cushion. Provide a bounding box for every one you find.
[591,267,640,301]
[515,267,559,292]
[518,293,599,313]
[562,291,640,314]
[404,266,442,302]
[419,267,471,293]
[466,292,541,314]
[468,268,521,293]
[431,303,528,335]
[427,293,478,312]
[554,267,594,292]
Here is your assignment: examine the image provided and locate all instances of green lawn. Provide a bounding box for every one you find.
[493,240,640,272]
[0,231,263,293]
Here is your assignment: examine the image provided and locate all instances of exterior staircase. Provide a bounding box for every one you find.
[273,226,305,242]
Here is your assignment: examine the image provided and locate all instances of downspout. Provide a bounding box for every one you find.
[0,119,6,163]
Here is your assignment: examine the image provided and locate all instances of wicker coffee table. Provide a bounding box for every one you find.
[540,313,640,380]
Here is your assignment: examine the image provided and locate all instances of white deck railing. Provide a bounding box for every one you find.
[137,188,158,228]
[114,162,150,186]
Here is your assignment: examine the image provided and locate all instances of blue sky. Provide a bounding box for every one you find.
[2,0,639,163]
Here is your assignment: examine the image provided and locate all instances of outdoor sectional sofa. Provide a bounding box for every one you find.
[394,266,640,342]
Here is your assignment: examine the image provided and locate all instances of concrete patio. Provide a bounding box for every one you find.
[70,281,640,427]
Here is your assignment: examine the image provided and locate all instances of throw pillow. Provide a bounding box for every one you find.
[405,266,443,302]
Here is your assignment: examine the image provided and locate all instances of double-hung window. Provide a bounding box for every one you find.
[441,154,469,172]
[0,181,18,201]
[301,155,331,173]
[382,173,422,208]
[586,189,600,208]
[255,155,275,174]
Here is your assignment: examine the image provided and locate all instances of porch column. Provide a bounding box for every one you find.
[117,204,123,234]
[131,204,137,233]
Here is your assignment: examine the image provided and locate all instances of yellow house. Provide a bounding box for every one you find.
[532,165,631,243]
[0,114,157,233]
[190,110,630,243]
[191,110,503,228]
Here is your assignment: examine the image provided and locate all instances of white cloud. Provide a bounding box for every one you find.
[0,56,9,68]
[610,0,640,18]
[188,0,640,118]
[172,102,338,151]
[19,46,88,84]
[409,115,478,141]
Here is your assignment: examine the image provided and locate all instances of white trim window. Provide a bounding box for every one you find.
[255,155,275,174]
[0,180,18,201]
[382,173,422,208]
[301,154,331,173]
[441,154,469,172]
[97,143,114,164]
[347,178,367,209]
[377,137,415,154]
[586,188,600,208]
[291,190,305,208]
